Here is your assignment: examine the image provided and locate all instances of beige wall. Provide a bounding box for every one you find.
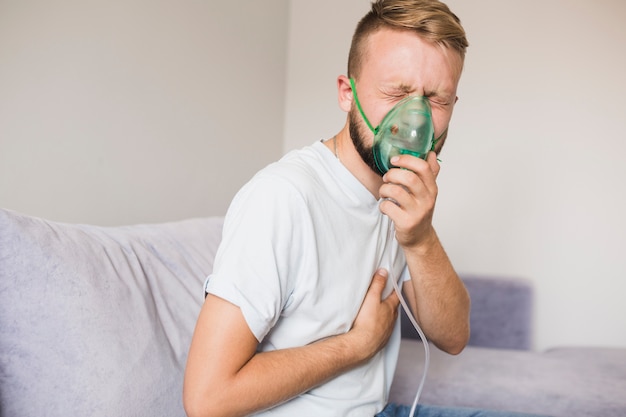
[0,0,288,225]
[284,0,626,350]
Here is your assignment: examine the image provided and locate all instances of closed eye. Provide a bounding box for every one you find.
[381,84,412,101]
[426,95,452,107]
[429,99,451,107]
[425,91,454,107]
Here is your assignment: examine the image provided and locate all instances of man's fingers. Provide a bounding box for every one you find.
[385,285,400,307]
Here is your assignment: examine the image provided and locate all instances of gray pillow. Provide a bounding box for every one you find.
[0,209,223,417]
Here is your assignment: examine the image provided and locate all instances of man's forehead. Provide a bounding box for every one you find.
[360,29,463,92]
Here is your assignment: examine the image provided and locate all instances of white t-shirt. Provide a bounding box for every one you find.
[205,141,408,416]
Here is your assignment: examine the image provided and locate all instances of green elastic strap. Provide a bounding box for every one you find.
[349,78,379,134]
[433,128,446,162]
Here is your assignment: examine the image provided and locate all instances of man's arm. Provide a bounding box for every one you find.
[379,152,470,355]
[183,269,399,417]
[401,237,470,354]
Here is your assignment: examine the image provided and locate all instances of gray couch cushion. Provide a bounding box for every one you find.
[389,339,626,417]
[463,276,533,350]
[401,275,533,350]
[0,209,222,417]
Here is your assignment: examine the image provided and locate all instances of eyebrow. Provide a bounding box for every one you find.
[384,83,454,101]
[397,83,413,93]
[382,83,413,95]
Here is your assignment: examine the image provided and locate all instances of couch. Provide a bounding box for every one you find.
[1,208,625,417]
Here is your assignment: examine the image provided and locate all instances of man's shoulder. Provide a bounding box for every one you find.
[253,143,329,193]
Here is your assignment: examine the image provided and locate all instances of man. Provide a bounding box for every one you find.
[184,1,540,416]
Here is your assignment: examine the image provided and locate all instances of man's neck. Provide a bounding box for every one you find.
[325,127,384,199]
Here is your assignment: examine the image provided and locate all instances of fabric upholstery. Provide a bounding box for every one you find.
[389,341,626,417]
[464,275,533,349]
[2,208,625,417]
[401,275,533,350]
[0,209,223,417]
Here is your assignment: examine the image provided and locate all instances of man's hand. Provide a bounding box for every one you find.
[377,151,470,355]
[347,269,400,362]
[378,151,440,253]
[184,270,401,417]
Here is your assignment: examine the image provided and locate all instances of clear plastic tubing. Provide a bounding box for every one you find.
[386,217,430,416]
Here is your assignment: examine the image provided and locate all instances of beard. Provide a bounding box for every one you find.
[348,106,383,177]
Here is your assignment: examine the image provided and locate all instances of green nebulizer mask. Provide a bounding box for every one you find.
[350,78,435,175]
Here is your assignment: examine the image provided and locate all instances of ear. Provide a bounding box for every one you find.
[337,75,353,113]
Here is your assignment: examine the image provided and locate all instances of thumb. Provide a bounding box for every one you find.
[427,151,441,178]
[368,269,389,296]
[374,269,399,307]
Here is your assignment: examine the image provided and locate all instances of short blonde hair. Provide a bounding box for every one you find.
[348,0,468,79]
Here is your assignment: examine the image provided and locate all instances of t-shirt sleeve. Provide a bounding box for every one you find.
[205,174,309,342]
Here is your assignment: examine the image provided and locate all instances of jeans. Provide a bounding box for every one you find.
[375,403,549,417]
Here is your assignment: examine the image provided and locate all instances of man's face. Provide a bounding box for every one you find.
[350,28,463,172]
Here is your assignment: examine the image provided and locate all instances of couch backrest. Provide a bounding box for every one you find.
[0,209,223,417]
[400,275,534,350]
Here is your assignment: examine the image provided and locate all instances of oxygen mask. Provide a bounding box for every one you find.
[350,79,435,175]
[372,95,434,174]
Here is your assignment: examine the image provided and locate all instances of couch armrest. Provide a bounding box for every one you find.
[400,275,533,350]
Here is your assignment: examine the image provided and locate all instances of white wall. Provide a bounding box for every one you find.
[3,0,625,350]
[284,0,626,350]
[0,0,288,225]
